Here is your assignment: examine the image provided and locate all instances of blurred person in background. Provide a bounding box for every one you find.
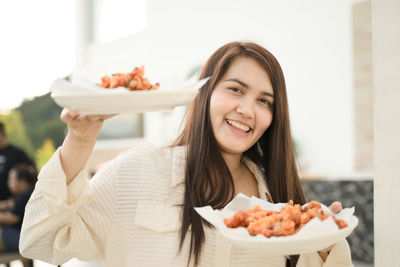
[0,122,34,200]
[0,163,37,252]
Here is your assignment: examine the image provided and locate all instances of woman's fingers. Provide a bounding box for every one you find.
[60,108,117,124]
[87,114,117,121]
[60,109,119,141]
[60,108,79,124]
[101,114,118,120]
[329,201,342,214]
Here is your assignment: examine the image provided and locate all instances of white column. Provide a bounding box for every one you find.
[373,0,400,265]
[75,0,95,68]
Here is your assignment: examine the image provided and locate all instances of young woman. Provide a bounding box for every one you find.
[19,42,352,267]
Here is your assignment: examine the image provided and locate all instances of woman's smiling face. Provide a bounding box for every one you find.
[210,56,274,156]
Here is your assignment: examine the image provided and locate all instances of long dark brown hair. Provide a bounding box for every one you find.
[172,41,305,266]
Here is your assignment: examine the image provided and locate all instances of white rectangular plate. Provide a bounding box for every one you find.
[50,77,209,115]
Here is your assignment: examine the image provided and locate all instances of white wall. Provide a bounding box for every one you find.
[81,0,361,176]
[373,0,400,264]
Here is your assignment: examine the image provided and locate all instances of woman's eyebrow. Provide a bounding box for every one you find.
[225,78,274,98]
[261,91,275,98]
[225,78,248,88]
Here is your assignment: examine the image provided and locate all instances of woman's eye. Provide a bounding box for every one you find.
[259,98,270,105]
[228,87,242,94]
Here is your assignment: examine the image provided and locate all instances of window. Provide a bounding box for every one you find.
[98,114,143,140]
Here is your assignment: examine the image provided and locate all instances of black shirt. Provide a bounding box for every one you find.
[0,145,34,200]
[11,188,34,229]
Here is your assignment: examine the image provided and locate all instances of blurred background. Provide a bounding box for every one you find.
[0,0,374,266]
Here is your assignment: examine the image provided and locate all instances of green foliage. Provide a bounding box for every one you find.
[1,93,66,167]
[0,110,35,158]
[35,139,56,170]
[17,93,66,150]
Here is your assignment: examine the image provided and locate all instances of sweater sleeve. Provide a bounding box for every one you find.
[19,148,116,265]
[297,240,353,267]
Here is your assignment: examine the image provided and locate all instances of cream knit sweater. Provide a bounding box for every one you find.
[20,143,353,267]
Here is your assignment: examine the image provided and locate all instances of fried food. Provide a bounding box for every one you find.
[98,65,160,91]
[223,200,348,238]
[332,215,348,229]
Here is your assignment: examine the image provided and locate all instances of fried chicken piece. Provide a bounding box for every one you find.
[305,208,318,219]
[223,205,262,228]
[247,215,276,236]
[332,215,348,229]
[223,210,247,228]
[100,76,111,88]
[299,213,311,225]
[281,219,296,236]
[262,228,274,238]
[303,200,322,212]
[292,205,303,225]
[98,65,159,91]
[317,210,330,221]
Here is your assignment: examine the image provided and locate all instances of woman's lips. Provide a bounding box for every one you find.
[225,119,252,135]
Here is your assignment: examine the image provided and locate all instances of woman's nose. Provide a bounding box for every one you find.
[236,98,255,119]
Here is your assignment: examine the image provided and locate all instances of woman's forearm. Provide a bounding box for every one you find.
[60,132,96,185]
[58,109,114,185]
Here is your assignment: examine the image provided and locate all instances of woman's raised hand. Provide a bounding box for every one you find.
[61,109,115,144]
[59,109,116,184]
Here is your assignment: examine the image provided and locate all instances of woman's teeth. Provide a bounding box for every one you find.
[226,119,251,132]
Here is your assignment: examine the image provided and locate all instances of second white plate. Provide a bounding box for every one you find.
[195,194,358,255]
[218,215,358,255]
